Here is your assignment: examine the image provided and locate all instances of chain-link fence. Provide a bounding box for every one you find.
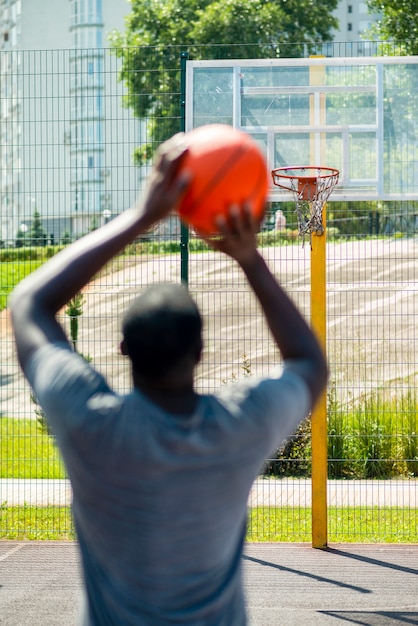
[1,42,417,542]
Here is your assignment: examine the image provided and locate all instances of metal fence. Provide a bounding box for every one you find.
[0,42,417,543]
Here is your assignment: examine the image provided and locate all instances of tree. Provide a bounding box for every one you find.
[110,0,338,164]
[61,229,72,245]
[15,228,26,248]
[368,0,418,54]
[29,210,47,247]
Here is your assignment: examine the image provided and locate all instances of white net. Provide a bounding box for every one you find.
[271,167,339,238]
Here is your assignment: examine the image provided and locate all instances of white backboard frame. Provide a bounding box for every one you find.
[186,56,418,202]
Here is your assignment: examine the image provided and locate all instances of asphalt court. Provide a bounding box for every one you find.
[0,542,417,625]
[3,237,418,416]
[1,237,418,623]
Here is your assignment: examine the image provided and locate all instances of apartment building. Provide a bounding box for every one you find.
[332,1,381,46]
[0,0,383,244]
[0,0,138,243]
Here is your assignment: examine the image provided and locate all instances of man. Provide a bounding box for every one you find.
[11,134,328,625]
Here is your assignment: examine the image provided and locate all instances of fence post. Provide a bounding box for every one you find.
[180,51,189,285]
[310,58,328,549]
[310,213,328,549]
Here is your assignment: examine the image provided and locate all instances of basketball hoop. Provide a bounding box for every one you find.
[271,166,339,238]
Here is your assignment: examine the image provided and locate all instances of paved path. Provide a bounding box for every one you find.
[1,478,417,507]
[0,542,417,625]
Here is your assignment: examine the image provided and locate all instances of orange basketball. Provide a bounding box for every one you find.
[177,124,268,234]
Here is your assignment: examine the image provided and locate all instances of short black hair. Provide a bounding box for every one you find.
[122,283,203,378]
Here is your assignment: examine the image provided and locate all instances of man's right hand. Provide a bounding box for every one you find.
[199,202,263,269]
[137,134,191,230]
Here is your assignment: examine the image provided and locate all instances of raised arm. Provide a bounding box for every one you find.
[10,135,190,371]
[200,205,328,407]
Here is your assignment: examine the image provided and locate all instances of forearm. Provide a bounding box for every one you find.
[12,208,146,316]
[11,134,189,371]
[10,208,151,368]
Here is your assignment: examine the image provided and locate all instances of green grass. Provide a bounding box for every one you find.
[0,506,416,542]
[247,507,418,543]
[0,260,43,310]
[0,505,74,540]
[0,418,66,479]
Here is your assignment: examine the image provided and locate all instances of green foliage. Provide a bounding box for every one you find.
[265,384,418,479]
[327,381,352,479]
[15,228,27,248]
[350,394,397,479]
[31,392,54,438]
[247,506,418,543]
[263,418,312,478]
[29,210,47,247]
[1,505,416,542]
[368,0,418,55]
[65,292,85,351]
[0,260,44,311]
[0,245,62,262]
[222,353,252,385]
[110,0,338,163]
[0,505,74,540]
[32,292,91,435]
[89,216,99,232]
[395,390,418,477]
[60,230,72,245]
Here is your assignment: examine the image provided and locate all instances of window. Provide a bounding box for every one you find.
[70,0,78,27]
[96,94,103,116]
[88,0,94,22]
[348,23,353,31]
[348,5,352,13]
[88,156,94,168]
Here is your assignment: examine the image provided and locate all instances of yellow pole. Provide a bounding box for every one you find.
[310,58,327,548]
[310,212,328,548]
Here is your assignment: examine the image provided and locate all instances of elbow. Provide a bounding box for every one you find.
[309,351,329,407]
[319,354,330,392]
[9,285,23,327]
[9,283,34,333]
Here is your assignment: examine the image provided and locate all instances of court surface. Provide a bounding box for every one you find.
[0,542,417,625]
[1,238,417,624]
[3,237,418,416]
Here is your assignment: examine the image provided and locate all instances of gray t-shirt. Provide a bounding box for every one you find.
[26,342,311,625]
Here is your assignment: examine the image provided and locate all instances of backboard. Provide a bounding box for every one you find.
[185,56,418,202]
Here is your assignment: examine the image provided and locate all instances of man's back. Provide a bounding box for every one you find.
[11,135,327,625]
[27,342,311,625]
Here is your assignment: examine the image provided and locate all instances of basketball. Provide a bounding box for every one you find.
[177,124,268,234]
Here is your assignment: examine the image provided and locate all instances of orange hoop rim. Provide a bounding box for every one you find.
[271,165,339,191]
[271,166,340,235]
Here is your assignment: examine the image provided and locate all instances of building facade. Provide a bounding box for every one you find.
[332,0,381,48]
[0,0,138,244]
[0,0,383,245]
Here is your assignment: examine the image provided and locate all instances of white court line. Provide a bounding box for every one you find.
[0,543,25,562]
